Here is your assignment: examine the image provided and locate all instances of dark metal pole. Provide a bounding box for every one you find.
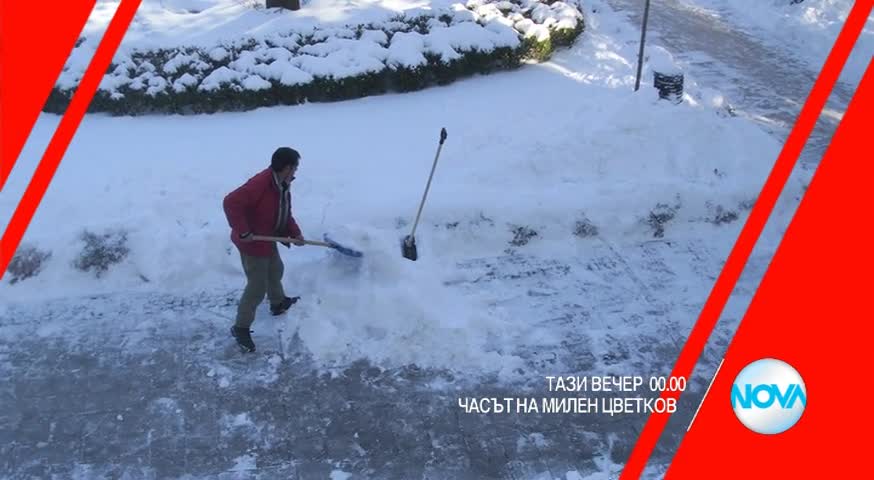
[634,0,652,91]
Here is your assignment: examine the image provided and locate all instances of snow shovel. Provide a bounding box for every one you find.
[402,127,448,261]
[252,234,363,258]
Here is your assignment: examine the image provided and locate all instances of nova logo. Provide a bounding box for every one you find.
[731,383,807,409]
[731,358,806,434]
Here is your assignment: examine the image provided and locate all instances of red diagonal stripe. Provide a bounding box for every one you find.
[619,1,873,478]
[666,57,874,478]
[0,0,142,279]
[0,0,98,191]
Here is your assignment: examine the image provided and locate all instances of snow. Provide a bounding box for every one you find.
[80,0,458,51]
[360,29,389,45]
[242,74,272,90]
[173,72,200,92]
[226,412,254,428]
[208,46,230,61]
[279,64,315,86]
[299,38,386,59]
[388,31,428,68]
[229,50,259,71]
[0,0,792,379]
[290,240,523,373]
[0,1,831,478]
[531,4,554,25]
[61,0,586,97]
[566,471,612,480]
[198,65,243,90]
[99,73,131,92]
[147,76,170,96]
[551,2,583,30]
[518,21,550,42]
[129,76,148,91]
[156,0,217,14]
[427,21,521,54]
[229,453,257,471]
[296,49,385,78]
[473,3,504,23]
[330,470,353,480]
[165,53,194,74]
[518,432,550,450]
[678,0,874,85]
[647,46,681,75]
[294,38,389,78]
[450,4,478,23]
[264,46,295,63]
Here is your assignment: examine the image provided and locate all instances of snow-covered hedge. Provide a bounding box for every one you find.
[46,0,584,115]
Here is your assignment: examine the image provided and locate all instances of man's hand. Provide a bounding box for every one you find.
[291,235,305,246]
[239,232,254,242]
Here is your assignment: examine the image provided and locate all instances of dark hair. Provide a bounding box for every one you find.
[271,147,300,172]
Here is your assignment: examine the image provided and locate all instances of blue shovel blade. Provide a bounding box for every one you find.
[323,234,363,258]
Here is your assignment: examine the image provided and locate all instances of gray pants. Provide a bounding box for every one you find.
[235,247,286,329]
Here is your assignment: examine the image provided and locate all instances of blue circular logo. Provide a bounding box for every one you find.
[731,358,807,434]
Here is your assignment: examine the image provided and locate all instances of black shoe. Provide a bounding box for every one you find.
[230,326,256,353]
[270,296,300,316]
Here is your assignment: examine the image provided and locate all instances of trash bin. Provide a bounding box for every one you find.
[654,71,684,104]
[266,0,300,11]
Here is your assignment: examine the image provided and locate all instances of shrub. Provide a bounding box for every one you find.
[74,229,130,277]
[45,2,586,115]
[521,36,553,63]
[7,245,51,284]
[552,21,584,48]
[574,218,599,238]
[648,203,678,238]
[739,198,756,211]
[509,225,539,246]
[709,204,739,225]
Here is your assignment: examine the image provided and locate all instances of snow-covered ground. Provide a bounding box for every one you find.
[2,3,782,371]
[2,0,819,478]
[677,0,874,86]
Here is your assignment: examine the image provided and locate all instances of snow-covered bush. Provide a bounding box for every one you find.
[509,225,539,246]
[7,245,52,284]
[707,204,739,226]
[46,0,585,115]
[647,202,679,238]
[73,230,130,277]
[573,218,599,238]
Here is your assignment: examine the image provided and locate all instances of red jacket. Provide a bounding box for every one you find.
[223,168,302,257]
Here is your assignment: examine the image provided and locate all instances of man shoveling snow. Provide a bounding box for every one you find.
[223,147,305,353]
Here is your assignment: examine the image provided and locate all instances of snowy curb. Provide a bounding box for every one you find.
[48,1,585,115]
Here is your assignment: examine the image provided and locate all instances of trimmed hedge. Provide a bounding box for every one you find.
[45,1,585,115]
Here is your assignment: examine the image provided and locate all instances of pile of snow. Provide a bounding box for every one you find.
[68,0,585,99]
[288,228,523,375]
[679,0,874,85]
[646,46,681,75]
